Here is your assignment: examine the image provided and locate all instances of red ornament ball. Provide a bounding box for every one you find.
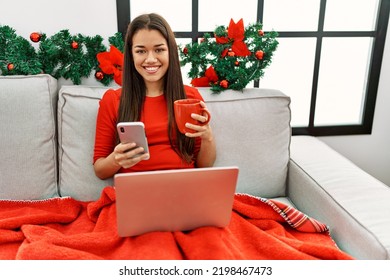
[220,80,229,89]
[7,63,14,71]
[258,30,265,36]
[255,50,264,60]
[227,51,235,57]
[30,32,42,43]
[71,41,79,49]
[95,71,104,81]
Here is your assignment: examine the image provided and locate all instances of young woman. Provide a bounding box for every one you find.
[93,13,216,179]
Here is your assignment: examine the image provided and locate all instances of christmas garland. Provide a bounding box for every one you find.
[179,18,278,92]
[1,18,278,91]
[0,25,123,86]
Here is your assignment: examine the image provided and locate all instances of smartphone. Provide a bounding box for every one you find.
[117,122,150,160]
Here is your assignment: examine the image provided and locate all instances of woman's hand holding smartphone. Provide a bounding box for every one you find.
[116,122,150,165]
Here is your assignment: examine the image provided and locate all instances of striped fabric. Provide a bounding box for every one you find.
[261,198,329,233]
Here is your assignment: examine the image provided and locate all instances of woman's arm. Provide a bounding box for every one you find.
[184,101,216,167]
[94,152,121,180]
[194,127,216,167]
[94,142,150,179]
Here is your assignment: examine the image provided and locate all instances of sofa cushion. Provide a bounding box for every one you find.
[58,86,114,201]
[0,74,59,199]
[200,88,291,198]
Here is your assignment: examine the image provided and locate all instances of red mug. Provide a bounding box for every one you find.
[174,99,211,134]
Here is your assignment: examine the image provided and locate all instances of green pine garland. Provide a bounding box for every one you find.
[0,25,123,85]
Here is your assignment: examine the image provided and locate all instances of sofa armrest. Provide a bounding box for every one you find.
[287,136,390,260]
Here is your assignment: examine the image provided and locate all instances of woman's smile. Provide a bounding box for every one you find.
[144,66,160,74]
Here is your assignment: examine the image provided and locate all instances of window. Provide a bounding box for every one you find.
[116,0,390,136]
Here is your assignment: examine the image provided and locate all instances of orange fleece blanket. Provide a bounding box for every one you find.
[0,187,353,260]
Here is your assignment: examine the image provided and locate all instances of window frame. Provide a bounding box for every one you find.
[116,0,390,136]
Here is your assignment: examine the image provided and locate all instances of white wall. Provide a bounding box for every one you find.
[0,0,117,40]
[1,0,389,186]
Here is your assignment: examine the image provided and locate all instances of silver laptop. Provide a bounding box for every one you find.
[114,166,239,237]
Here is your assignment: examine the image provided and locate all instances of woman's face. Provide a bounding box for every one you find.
[132,29,169,90]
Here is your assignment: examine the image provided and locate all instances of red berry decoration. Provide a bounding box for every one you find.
[258,30,264,36]
[30,32,42,43]
[234,61,240,66]
[255,50,264,60]
[71,41,79,49]
[183,47,188,55]
[7,63,14,71]
[95,71,104,81]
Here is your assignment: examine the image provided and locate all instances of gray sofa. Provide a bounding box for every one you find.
[0,74,389,260]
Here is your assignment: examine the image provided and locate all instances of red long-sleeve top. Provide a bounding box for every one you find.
[93,85,203,173]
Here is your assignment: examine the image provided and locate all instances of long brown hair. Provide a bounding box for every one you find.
[118,13,194,163]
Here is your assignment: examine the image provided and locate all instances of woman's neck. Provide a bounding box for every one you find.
[145,81,164,97]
